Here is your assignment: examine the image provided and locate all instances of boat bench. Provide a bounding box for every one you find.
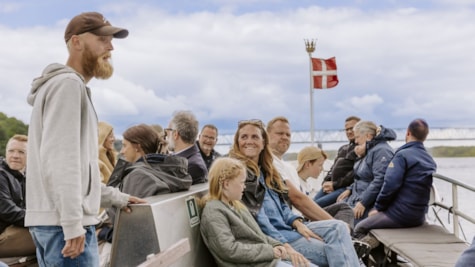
[370,224,468,267]
[109,183,217,267]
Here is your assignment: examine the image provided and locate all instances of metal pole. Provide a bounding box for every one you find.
[304,39,316,145]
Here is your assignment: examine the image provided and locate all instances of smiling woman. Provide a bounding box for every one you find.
[228,119,361,267]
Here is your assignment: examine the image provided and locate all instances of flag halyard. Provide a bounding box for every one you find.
[311,57,338,89]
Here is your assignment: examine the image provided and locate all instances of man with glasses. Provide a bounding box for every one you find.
[313,116,361,207]
[166,110,208,184]
[196,124,221,170]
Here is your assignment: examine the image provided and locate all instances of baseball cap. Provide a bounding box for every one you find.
[297,146,325,172]
[64,12,129,43]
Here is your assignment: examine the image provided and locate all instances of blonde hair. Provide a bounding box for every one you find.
[202,157,246,210]
[353,120,381,137]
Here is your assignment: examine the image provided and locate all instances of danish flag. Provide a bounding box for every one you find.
[311,57,338,89]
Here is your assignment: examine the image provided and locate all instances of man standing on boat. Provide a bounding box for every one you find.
[353,118,437,247]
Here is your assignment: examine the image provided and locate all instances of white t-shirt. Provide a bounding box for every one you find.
[273,155,317,214]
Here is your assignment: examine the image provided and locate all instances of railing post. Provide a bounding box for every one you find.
[452,183,460,238]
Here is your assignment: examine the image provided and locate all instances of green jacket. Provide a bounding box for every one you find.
[200,200,282,267]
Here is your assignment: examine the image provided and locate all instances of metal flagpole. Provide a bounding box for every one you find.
[304,39,316,146]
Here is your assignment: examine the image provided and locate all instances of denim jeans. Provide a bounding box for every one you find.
[277,259,318,267]
[353,211,405,239]
[314,187,346,208]
[29,225,99,267]
[455,236,475,267]
[290,219,360,267]
[323,202,355,228]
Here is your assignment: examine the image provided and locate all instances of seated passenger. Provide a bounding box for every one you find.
[354,119,437,248]
[314,116,360,207]
[266,116,354,228]
[98,124,192,243]
[296,146,328,197]
[0,135,36,258]
[337,121,395,226]
[98,121,118,184]
[229,119,360,267]
[200,157,312,267]
[165,110,208,184]
[196,124,222,170]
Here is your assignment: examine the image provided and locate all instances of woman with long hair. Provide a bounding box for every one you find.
[200,157,309,267]
[229,119,360,267]
[98,121,117,184]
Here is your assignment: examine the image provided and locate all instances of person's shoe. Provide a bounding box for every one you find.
[361,234,380,249]
[353,240,372,259]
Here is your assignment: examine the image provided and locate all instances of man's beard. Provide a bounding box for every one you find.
[82,44,113,79]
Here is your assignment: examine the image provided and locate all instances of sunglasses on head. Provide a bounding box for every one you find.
[238,119,265,128]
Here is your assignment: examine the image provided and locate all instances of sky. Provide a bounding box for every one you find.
[1,0,474,136]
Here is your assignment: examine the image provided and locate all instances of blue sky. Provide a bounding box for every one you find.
[1,0,474,137]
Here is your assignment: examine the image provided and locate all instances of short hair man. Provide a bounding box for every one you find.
[26,12,144,266]
[196,124,222,170]
[313,116,361,207]
[166,110,208,184]
[353,119,437,249]
[0,135,35,257]
[266,116,354,225]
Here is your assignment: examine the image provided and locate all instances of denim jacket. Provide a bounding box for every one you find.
[253,174,302,243]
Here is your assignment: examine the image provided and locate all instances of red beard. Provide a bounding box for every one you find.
[82,44,114,79]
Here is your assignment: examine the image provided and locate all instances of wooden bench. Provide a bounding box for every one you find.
[368,181,472,267]
[137,238,190,267]
[370,224,468,266]
[110,183,217,267]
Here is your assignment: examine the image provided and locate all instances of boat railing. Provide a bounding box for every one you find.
[432,173,475,240]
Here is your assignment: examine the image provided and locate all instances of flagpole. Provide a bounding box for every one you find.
[304,39,316,146]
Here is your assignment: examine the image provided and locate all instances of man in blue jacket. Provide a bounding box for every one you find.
[353,118,437,247]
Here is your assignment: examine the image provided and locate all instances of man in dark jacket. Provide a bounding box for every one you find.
[0,134,36,257]
[196,124,221,170]
[313,116,360,207]
[166,110,208,184]
[353,118,437,248]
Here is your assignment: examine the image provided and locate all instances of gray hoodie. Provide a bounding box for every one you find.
[25,63,129,240]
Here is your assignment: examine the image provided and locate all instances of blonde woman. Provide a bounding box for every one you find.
[200,157,307,267]
[337,120,396,225]
[98,121,117,184]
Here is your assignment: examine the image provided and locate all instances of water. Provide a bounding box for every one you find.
[429,157,475,242]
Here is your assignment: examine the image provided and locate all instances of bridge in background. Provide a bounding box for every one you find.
[214,127,475,153]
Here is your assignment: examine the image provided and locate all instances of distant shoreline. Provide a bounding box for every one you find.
[282,146,475,161]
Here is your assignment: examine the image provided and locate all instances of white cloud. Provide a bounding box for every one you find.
[0,3,474,133]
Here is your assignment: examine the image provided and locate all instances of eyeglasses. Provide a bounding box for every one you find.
[238,119,265,128]
[201,135,216,141]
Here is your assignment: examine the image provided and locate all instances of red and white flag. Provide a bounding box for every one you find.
[311,57,338,89]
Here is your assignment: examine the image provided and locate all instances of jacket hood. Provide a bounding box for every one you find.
[366,125,397,151]
[373,125,397,142]
[27,63,84,106]
[132,153,192,192]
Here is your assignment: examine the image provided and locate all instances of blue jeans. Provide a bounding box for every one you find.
[455,236,475,267]
[290,219,359,267]
[353,211,405,239]
[29,225,99,267]
[314,187,346,208]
